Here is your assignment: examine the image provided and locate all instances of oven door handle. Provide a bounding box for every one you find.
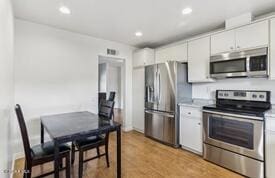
[202,110,263,121]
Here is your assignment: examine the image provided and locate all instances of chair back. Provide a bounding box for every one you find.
[108,91,116,102]
[99,100,115,120]
[15,104,32,162]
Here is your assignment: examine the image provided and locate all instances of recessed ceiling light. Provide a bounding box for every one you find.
[59,6,71,14]
[182,7,192,15]
[135,32,143,37]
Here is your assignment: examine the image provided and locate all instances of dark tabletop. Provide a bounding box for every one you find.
[41,111,121,142]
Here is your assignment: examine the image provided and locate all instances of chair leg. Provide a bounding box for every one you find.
[24,161,32,178]
[59,157,63,168]
[65,153,71,178]
[96,146,100,157]
[71,143,75,164]
[78,149,84,178]
[105,143,110,167]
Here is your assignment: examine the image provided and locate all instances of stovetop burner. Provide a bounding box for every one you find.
[203,104,269,117]
[203,90,271,117]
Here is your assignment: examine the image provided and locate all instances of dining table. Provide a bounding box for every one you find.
[40,111,121,178]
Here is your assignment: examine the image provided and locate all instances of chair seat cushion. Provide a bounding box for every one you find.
[74,136,105,148]
[31,141,70,160]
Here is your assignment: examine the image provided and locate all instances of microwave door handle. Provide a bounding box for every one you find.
[246,57,250,72]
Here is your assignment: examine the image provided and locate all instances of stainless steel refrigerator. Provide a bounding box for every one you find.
[145,61,192,147]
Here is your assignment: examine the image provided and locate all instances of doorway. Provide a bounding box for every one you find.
[98,55,125,125]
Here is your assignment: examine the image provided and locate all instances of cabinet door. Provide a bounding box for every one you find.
[211,30,235,55]
[132,68,145,132]
[188,36,213,82]
[155,43,188,63]
[133,48,155,67]
[266,131,275,178]
[155,48,168,63]
[270,18,275,80]
[167,43,188,62]
[180,115,202,154]
[133,50,145,67]
[143,48,155,66]
[235,20,269,50]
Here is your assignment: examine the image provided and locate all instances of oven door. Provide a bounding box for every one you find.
[203,111,264,161]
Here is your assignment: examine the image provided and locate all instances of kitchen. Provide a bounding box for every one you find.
[133,12,275,178]
[2,0,275,178]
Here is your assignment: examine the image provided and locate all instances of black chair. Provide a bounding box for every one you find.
[108,91,116,119]
[108,91,116,102]
[15,104,71,178]
[71,100,115,178]
[98,92,106,111]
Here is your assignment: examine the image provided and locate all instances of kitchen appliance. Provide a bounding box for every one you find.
[210,47,268,79]
[145,61,192,147]
[203,90,271,178]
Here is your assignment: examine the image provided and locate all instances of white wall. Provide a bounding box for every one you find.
[13,19,135,155]
[0,0,14,177]
[107,65,122,108]
[98,63,107,92]
[193,78,275,103]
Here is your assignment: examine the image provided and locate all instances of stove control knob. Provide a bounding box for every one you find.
[259,95,265,99]
[224,93,229,97]
[252,94,257,98]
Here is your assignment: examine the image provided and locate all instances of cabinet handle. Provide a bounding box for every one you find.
[230,47,234,50]
[198,123,201,125]
[188,112,191,115]
[237,46,240,49]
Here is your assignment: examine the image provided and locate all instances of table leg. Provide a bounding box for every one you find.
[41,122,44,144]
[116,126,121,178]
[54,141,60,178]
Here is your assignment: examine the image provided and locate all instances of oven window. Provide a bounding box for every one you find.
[211,58,246,74]
[209,116,254,149]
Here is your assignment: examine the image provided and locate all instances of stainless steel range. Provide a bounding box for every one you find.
[203,90,271,178]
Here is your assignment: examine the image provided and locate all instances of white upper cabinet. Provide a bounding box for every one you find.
[270,18,275,80]
[188,36,213,83]
[155,43,188,63]
[133,48,155,68]
[211,20,269,55]
[211,30,235,55]
[235,20,269,50]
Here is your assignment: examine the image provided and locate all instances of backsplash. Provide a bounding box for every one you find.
[192,78,275,104]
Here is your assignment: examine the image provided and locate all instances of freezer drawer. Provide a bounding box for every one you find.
[145,110,175,145]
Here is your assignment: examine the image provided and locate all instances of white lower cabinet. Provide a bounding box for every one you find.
[265,116,275,178]
[180,106,202,155]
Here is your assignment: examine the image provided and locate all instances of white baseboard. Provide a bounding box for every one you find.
[133,127,144,134]
[122,125,133,132]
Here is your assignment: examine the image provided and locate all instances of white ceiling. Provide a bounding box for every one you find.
[12,0,275,48]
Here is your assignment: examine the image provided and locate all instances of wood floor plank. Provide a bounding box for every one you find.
[13,131,243,178]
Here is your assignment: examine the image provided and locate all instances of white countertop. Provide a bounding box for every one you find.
[178,99,214,108]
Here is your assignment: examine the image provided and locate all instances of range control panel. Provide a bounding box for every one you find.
[217,90,269,102]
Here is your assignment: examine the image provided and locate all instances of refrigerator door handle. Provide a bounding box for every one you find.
[155,71,159,102]
[158,71,161,103]
[145,110,174,118]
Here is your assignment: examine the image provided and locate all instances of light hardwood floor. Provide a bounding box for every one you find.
[13,131,243,178]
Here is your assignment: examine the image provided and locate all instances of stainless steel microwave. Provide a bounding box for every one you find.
[210,47,268,79]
